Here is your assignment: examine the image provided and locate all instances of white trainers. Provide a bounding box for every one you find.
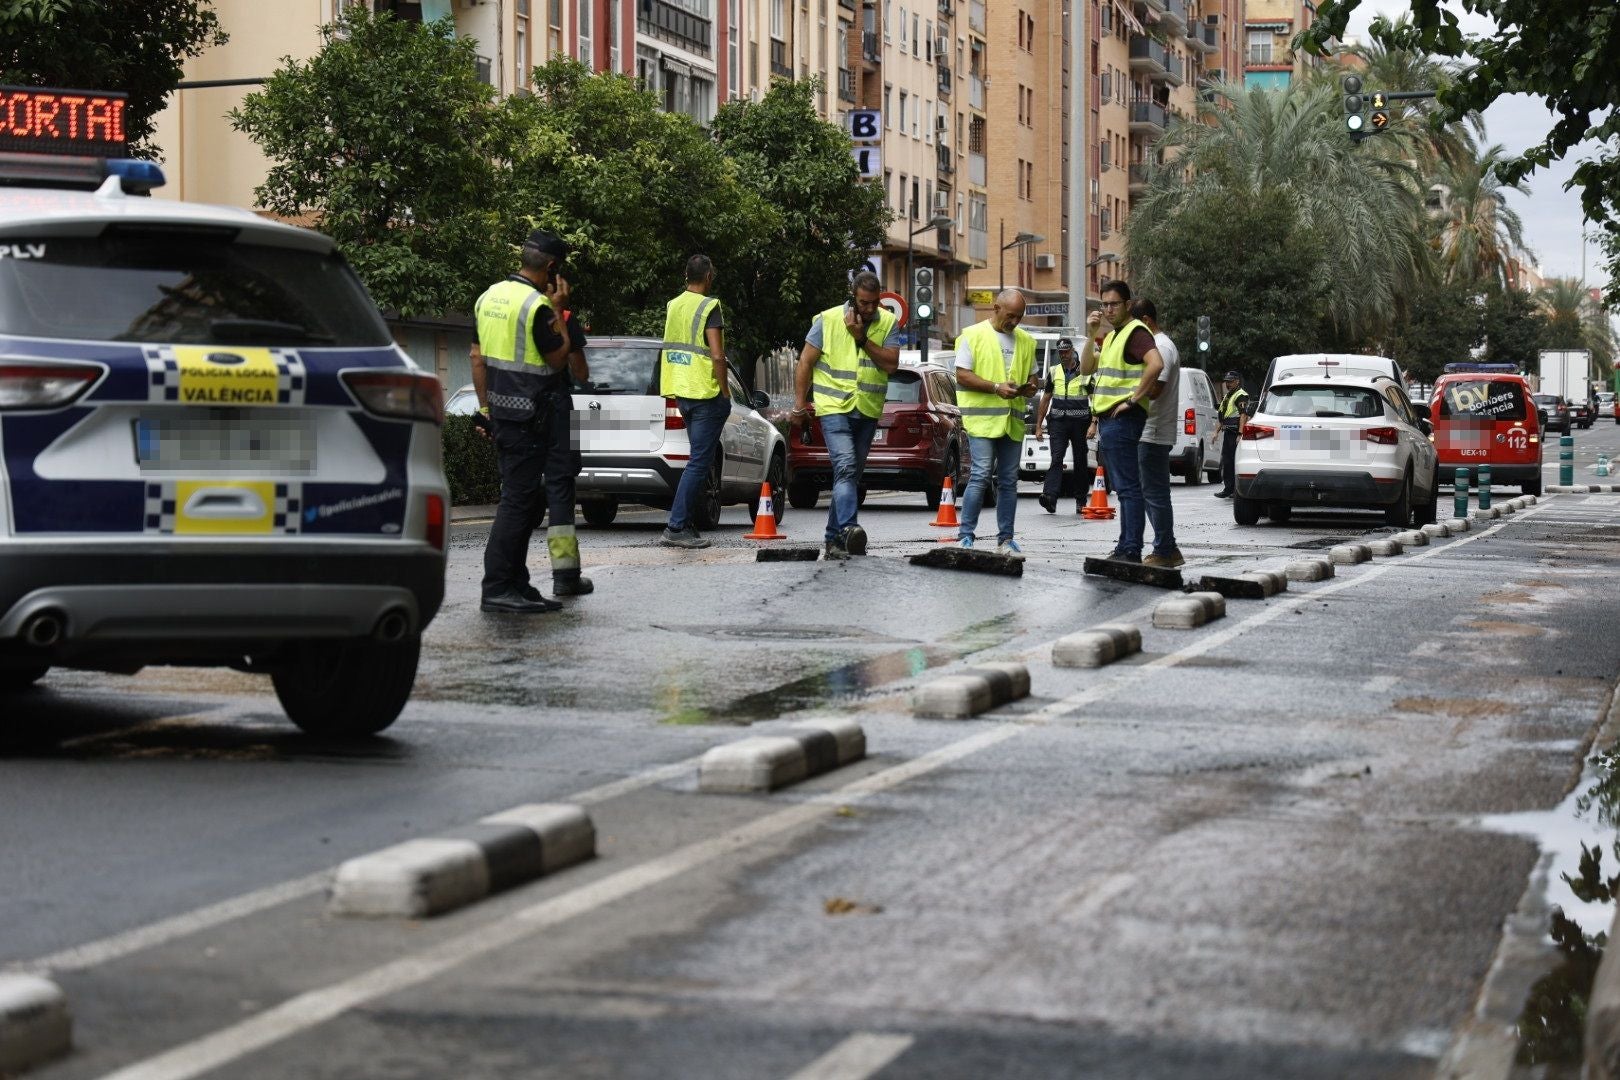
[997,539,1025,559]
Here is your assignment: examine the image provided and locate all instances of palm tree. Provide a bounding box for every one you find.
[1337,15,1484,173]
[1540,277,1618,376]
[1126,80,1431,345]
[1430,145,1529,289]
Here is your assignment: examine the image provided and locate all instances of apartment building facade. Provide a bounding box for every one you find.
[1243,0,1320,90]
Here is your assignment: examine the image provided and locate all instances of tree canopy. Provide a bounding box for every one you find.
[0,0,227,156]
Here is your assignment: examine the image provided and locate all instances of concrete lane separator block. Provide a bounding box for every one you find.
[698,719,866,793]
[1367,538,1404,557]
[328,803,595,918]
[1284,558,1335,582]
[1420,522,1452,539]
[1329,543,1372,565]
[1523,494,1538,505]
[0,975,71,1074]
[1472,507,1502,522]
[1153,591,1226,629]
[912,661,1030,719]
[1446,518,1471,533]
[1241,570,1289,596]
[1052,622,1142,668]
[1393,530,1429,547]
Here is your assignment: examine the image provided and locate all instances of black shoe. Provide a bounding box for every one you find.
[824,540,851,561]
[1212,490,1233,499]
[1039,494,1057,514]
[481,589,563,614]
[1107,550,1142,564]
[841,525,868,556]
[661,527,710,549]
[553,576,594,596]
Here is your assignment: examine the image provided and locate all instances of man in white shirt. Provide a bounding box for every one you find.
[1130,298,1183,568]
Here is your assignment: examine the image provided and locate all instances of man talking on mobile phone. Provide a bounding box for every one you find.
[791,271,899,560]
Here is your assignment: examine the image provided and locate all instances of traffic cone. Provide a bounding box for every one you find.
[930,475,960,528]
[744,482,786,540]
[1080,462,1116,520]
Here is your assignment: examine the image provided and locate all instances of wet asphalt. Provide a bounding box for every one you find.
[4,424,1620,1079]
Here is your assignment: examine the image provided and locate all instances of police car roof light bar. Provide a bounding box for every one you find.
[1442,362,1518,374]
[103,158,166,193]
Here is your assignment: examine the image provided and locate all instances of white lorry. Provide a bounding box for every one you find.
[1538,349,1592,403]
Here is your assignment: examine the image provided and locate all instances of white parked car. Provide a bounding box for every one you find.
[1233,373,1439,527]
[571,337,787,528]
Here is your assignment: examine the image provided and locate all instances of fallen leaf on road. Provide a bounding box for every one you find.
[824,897,883,916]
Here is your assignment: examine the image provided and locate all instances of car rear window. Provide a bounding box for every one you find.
[1436,379,1528,421]
[0,230,391,345]
[886,371,922,403]
[586,345,662,394]
[1260,384,1387,419]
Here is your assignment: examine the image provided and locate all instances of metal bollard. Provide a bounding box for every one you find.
[1453,467,1470,519]
[1477,464,1492,509]
[1561,435,1575,486]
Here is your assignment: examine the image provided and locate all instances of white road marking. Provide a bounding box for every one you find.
[1056,872,1138,925]
[785,1033,916,1080]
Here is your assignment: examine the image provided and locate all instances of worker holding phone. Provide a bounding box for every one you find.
[953,289,1039,556]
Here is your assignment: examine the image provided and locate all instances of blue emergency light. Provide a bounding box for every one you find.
[1442,362,1518,374]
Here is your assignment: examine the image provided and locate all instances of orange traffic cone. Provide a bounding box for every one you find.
[930,475,960,528]
[1080,463,1116,520]
[744,482,786,540]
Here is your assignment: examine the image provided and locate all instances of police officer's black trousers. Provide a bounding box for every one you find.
[1043,419,1091,504]
[481,401,576,598]
[1219,425,1239,494]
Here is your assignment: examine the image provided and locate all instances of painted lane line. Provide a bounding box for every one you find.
[785,1032,916,1080]
[89,503,1560,1080]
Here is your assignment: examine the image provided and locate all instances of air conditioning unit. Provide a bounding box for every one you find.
[935,36,949,56]
[1034,253,1057,270]
[933,191,950,213]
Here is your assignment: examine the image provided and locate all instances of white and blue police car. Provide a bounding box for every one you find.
[0,87,448,736]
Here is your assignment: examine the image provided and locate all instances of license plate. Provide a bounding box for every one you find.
[134,411,315,473]
[873,430,887,445]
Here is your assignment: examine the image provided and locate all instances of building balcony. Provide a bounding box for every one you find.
[937,143,954,176]
[861,30,880,64]
[1129,38,1168,76]
[969,74,985,109]
[475,53,493,85]
[937,66,952,96]
[1159,53,1184,86]
[968,150,986,186]
[1128,163,1150,192]
[640,0,713,54]
[1137,0,1166,13]
[837,67,857,102]
[1246,47,1278,66]
[1187,20,1217,52]
[937,0,953,15]
[771,39,792,78]
[1128,100,1166,133]
[1159,0,1187,33]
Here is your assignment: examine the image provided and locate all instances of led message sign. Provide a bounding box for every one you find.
[0,87,127,156]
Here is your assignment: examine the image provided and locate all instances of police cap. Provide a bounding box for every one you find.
[1056,337,1075,352]
[1223,369,1242,381]
[524,229,570,261]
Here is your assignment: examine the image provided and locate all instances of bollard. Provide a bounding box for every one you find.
[1477,464,1492,510]
[1561,435,1575,486]
[1453,467,1469,520]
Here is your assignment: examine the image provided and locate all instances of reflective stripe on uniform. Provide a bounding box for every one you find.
[547,523,580,571]
[1092,318,1151,415]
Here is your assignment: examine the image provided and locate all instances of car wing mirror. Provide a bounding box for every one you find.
[1412,402,1431,421]
[750,390,770,411]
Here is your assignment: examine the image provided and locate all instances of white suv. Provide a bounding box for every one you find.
[1233,374,1439,527]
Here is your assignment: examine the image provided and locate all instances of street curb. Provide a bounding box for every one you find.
[698,719,866,793]
[1153,591,1225,629]
[912,661,1030,719]
[1329,543,1371,565]
[1284,558,1334,582]
[328,804,595,918]
[1549,485,1620,494]
[0,975,71,1074]
[1052,622,1142,668]
[1392,529,1429,547]
[1445,517,1472,532]
[1367,538,1404,557]
[1421,522,1452,539]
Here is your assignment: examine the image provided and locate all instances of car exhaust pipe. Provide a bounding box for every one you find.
[373,609,410,643]
[21,610,65,649]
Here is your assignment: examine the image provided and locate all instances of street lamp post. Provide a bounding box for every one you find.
[907,214,953,346]
[998,226,1044,293]
[1082,252,1120,321]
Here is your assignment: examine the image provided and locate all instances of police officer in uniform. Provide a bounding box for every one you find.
[472,229,590,613]
[1213,369,1248,499]
[1033,337,1093,514]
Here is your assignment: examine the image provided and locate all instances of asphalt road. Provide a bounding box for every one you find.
[5,422,1620,1079]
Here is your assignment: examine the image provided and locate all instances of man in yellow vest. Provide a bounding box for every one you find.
[471,229,580,613]
[953,289,1039,554]
[659,254,729,549]
[1080,279,1165,563]
[789,271,899,559]
[1032,337,1095,514]
[1213,370,1249,499]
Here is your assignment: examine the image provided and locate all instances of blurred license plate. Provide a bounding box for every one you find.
[135,411,315,473]
[873,430,887,444]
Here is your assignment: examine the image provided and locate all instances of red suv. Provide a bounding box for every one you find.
[787,363,970,510]
[1432,364,1543,495]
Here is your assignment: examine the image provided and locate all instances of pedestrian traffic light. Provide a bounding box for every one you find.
[1196,315,1211,356]
[914,266,934,322]
[1342,74,1366,142]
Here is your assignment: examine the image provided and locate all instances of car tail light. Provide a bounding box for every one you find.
[1361,426,1399,445]
[425,493,445,551]
[1240,424,1275,441]
[1183,407,1196,436]
[663,398,686,430]
[342,371,444,425]
[0,361,101,410]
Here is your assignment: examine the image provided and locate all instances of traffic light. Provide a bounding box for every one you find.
[914,266,934,322]
[1342,74,1366,142]
[1196,315,1211,358]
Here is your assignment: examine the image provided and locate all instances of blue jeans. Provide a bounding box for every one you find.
[667,394,731,532]
[1099,407,1148,557]
[959,435,1020,543]
[819,410,877,541]
[1137,439,1177,556]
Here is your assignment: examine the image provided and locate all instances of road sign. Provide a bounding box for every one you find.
[878,290,908,327]
[851,254,883,284]
[1026,303,1068,317]
[966,289,995,305]
[849,109,882,144]
[1371,110,1389,130]
[852,146,881,180]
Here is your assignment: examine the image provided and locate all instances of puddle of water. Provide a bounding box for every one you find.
[1478,765,1617,938]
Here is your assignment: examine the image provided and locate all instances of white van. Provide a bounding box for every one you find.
[1172,366,1225,484]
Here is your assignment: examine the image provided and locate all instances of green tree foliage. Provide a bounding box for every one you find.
[1540,277,1618,375]
[1128,186,1328,386]
[1382,276,1484,384]
[498,59,768,343]
[1302,1,1620,307]
[1480,285,1546,370]
[710,78,890,364]
[230,7,508,317]
[0,0,227,156]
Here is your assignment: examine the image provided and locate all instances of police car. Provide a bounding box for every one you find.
[0,88,447,735]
